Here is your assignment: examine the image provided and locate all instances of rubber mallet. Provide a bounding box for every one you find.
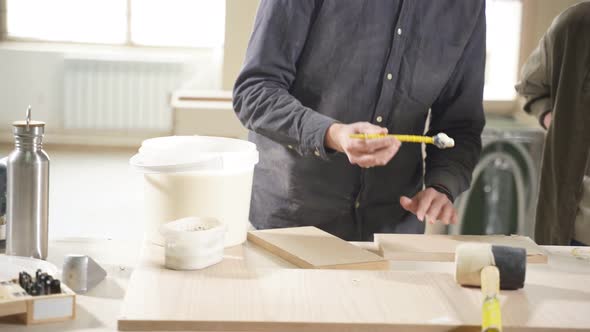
[455,243,527,332]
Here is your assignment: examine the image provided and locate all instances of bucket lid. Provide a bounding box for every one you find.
[129,136,258,173]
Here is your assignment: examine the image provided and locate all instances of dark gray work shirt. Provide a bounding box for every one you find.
[234,0,486,241]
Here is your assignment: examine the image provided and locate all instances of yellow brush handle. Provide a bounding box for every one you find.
[349,134,434,144]
[481,266,502,332]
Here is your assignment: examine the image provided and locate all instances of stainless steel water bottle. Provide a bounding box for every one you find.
[5,106,50,259]
[0,160,5,253]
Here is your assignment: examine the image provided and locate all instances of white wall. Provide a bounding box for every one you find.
[222,0,259,90]
[0,48,63,128]
[519,0,586,72]
[513,0,586,121]
[0,0,262,145]
[0,43,222,145]
[0,1,264,145]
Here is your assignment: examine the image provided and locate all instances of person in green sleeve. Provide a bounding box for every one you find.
[516,2,590,245]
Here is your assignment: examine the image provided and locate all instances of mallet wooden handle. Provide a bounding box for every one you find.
[481,265,502,332]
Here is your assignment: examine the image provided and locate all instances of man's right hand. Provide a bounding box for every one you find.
[325,122,401,168]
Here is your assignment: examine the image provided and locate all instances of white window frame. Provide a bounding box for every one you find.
[0,0,224,50]
[484,0,524,114]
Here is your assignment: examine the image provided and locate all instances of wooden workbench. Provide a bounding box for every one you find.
[1,238,589,332]
[119,241,590,332]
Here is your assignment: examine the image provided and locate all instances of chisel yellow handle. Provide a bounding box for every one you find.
[481,266,502,332]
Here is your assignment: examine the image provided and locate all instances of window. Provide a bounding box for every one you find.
[484,0,523,101]
[5,0,225,48]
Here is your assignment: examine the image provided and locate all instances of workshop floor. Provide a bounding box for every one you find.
[1,144,144,241]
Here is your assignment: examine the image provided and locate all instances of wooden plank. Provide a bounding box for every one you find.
[247,226,389,270]
[118,243,590,331]
[0,300,26,318]
[375,234,548,263]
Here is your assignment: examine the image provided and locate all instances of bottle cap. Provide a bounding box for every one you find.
[12,106,45,136]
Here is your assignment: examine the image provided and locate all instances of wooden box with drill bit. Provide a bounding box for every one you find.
[0,270,76,325]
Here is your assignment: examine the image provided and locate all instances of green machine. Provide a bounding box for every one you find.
[450,116,545,238]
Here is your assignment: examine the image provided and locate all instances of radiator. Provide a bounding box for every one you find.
[63,57,186,131]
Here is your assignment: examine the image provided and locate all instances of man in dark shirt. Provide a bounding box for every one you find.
[234,0,486,241]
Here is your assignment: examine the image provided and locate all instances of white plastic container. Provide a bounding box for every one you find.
[159,217,226,270]
[130,136,258,247]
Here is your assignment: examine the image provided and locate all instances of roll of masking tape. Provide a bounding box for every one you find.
[159,217,226,270]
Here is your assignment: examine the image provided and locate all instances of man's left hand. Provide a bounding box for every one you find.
[400,188,458,225]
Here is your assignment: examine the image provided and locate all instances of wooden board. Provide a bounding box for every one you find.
[247,226,389,270]
[375,234,548,263]
[118,243,590,331]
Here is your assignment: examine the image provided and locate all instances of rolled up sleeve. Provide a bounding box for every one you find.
[233,0,337,159]
[424,4,486,200]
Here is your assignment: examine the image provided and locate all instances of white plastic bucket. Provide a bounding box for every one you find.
[130,136,258,247]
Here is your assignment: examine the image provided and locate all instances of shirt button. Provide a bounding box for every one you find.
[376,116,383,123]
[397,28,402,35]
[355,201,360,209]
[386,73,393,80]
[314,149,321,157]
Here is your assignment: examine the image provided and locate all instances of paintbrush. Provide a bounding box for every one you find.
[349,133,455,149]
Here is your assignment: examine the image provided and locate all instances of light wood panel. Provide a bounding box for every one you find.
[118,243,590,331]
[247,226,389,270]
[375,234,548,263]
